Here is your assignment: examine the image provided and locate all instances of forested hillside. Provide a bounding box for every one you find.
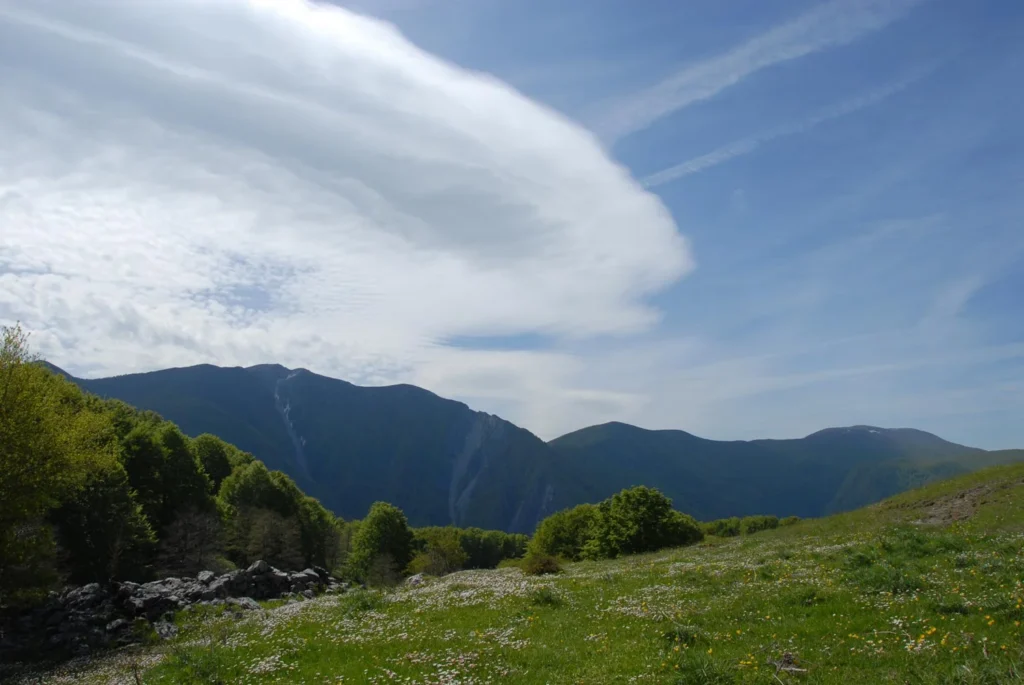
[1,326,538,620]
[61,364,1024,531]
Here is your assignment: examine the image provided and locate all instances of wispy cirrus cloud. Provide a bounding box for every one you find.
[643,67,932,187]
[595,0,927,142]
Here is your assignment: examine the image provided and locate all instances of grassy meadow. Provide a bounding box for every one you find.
[13,462,1024,685]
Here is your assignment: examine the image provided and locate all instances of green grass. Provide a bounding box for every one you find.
[19,463,1024,684]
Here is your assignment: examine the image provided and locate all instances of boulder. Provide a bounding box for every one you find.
[247,560,270,575]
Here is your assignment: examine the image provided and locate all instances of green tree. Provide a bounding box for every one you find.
[582,486,703,559]
[191,434,235,494]
[408,527,467,576]
[0,325,105,602]
[156,508,224,576]
[50,463,155,583]
[530,503,598,561]
[348,502,413,583]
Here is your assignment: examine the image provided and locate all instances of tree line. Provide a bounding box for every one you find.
[0,325,527,606]
[2,323,795,605]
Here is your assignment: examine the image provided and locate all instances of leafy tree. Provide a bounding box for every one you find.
[581,486,703,560]
[229,507,304,570]
[348,502,413,582]
[297,496,343,569]
[408,527,467,576]
[0,325,105,602]
[191,434,234,494]
[156,508,224,576]
[50,463,155,583]
[529,503,598,561]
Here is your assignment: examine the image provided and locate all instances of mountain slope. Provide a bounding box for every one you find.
[68,364,567,532]
[545,422,1011,520]
[62,364,1023,529]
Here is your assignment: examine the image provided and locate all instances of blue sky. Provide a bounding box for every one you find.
[1,0,1021,447]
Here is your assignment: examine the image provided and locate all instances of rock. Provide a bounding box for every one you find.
[406,573,426,587]
[153,621,178,640]
[0,560,316,662]
[226,596,261,612]
[106,618,130,633]
[247,560,270,575]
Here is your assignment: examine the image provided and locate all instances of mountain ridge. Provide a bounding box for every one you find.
[56,362,1024,532]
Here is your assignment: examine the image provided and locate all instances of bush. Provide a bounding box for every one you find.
[581,486,703,559]
[779,515,801,526]
[528,586,562,607]
[702,517,741,537]
[740,515,779,535]
[347,502,413,582]
[522,552,561,575]
[529,503,598,561]
[406,527,467,576]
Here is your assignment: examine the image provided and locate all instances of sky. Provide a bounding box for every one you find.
[1,0,1022,448]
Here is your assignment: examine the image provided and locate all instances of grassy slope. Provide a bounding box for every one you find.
[22,463,1024,685]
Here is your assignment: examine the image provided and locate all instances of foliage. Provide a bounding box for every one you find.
[50,462,155,583]
[227,507,304,571]
[702,517,741,537]
[740,514,779,535]
[348,502,413,583]
[408,527,467,576]
[0,328,346,604]
[157,509,225,577]
[410,525,527,575]
[522,552,562,575]
[779,515,801,526]
[581,486,703,560]
[528,503,597,561]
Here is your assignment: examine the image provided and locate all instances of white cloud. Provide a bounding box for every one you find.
[0,0,690,424]
[595,0,926,142]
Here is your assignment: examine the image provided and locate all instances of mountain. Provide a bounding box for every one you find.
[62,363,571,533]
[58,363,1023,531]
[546,422,1009,519]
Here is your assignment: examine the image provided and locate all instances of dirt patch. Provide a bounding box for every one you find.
[913,479,1024,526]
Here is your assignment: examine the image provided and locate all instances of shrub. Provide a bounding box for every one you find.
[529,586,562,607]
[529,503,598,561]
[740,515,779,535]
[522,552,561,575]
[406,527,467,576]
[581,486,703,559]
[702,517,741,537]
[779,515,801,526]
[347,502,413,582]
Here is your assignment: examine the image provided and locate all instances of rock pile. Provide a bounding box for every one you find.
[1,561,346,661]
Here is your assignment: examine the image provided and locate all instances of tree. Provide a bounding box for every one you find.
[529,503,598,561]
[408,527,467,576]
[239,505,303,569]
[348,502,413,583]
[581,486,703,560]
[50,463,155,583]
[297,496,342,569]
[0,325,102,603]
[192,434,234,494]
[156,508,224,576]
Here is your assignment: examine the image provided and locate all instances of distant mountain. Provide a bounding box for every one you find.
[59,363,1023,531]
[547,422,1006,519]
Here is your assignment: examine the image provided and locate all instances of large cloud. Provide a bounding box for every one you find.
[0,0,689,416]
